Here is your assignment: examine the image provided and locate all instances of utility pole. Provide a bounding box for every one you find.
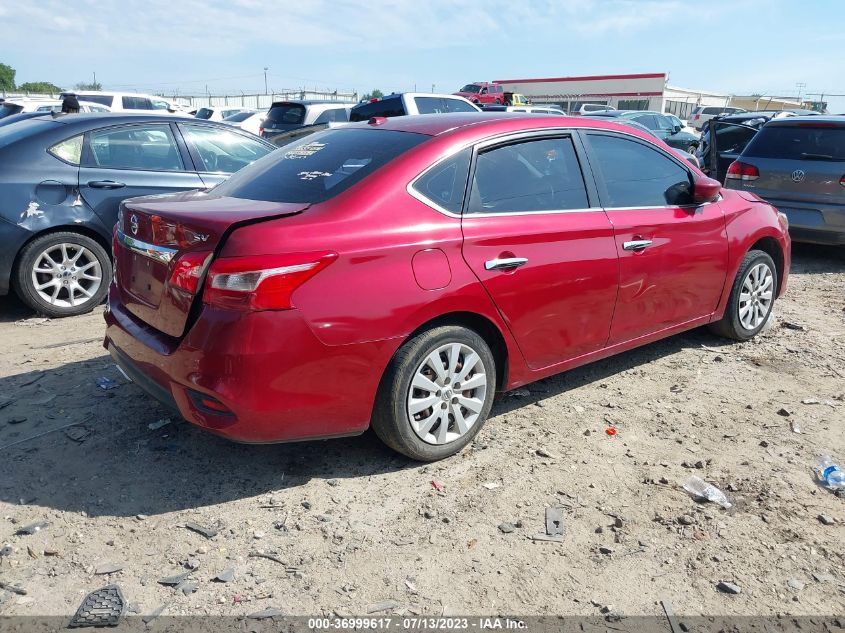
[93,71,97,88]
[264,67,269,95]
[796,82,806,104]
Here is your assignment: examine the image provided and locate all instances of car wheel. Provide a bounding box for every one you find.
[372,325,497,461]
[709,249,777,341]
[687,144,698,154]
[14,232,111,318]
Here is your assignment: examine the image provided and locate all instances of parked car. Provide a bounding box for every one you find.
[104,113,789,461]
[690,105,746,130]
[665,114,697,135]
[589,110,700,153]
[0,98,111,118]
[222,110,264,136]
[259,100,356,140]
[61,92,185,114]
[195,106,250,122]
[504,92,529,106]
[724,116,845,245]
[480,105,564,115]
[349,93,480,122]
[0,114,275,317]
[571,103,615,115]
[696,111,810,183]
[454,82,505,105]
[583,116,700,167]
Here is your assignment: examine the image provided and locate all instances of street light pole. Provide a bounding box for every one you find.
[264,67,269,96]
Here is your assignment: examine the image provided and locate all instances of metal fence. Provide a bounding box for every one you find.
[168,91,359,110]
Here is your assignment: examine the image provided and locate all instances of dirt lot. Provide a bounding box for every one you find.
[0,244,843,620]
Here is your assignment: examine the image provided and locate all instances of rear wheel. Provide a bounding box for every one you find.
[372,326,496,461]
[14,232,111,318]
[709,249,777,341]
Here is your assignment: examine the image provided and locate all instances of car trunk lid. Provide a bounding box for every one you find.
[115,190,309,337]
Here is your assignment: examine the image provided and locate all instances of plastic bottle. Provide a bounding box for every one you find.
[815,456,845,490]
[683,475,732,509]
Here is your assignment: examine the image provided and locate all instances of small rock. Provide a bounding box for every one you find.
[717,581,741,594]
[498,523,515,534]
[818,514,835,525]
[481,482,500,490]
[253,531,265,540]
[175,580,198,596]
[301,501,312,510]
[759,440,769,448]
[185,558,201,570]
[248,607,285,620]
[598,546,613,555]
[366,600,400,614]
[776,408,791,417]
[316,515,332,523]
[326,479,339,487]
[812,572,835,583]
[136,514,148,521]
[94,562,123,575]
[15,522,48,536]
[802,398,820,405]
[595,526,604,534]
[678,515,695,526]
[535,448,557,459]
[787,578,805,592]
[214,568,235,583]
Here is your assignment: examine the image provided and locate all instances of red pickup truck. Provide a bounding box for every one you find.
[453,82,504,105]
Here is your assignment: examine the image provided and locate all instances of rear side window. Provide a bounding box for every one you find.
[587,134,693,207]
[122,96,153,110]
[443,98,478,113]
[76,94,114,107]
[195,108,213,120]
[87,125,184,171]
[313,108,349,124]
[211,128,427,203]
[180,124,272,173]
[0,103,24,118]
[265,103,306,125]
[49,134,84,165]
[468,137,588,213]
[743,125,845,161]
[703,107,723,115]
[349,98,405,122]
[411,149,471,213]
[415,97,449,114]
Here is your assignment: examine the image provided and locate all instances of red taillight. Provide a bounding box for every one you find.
[258,127,265,136]
[726,161,759,182]
[203,252,337,311]
[840,175,845,187]
[693,113,700,120]
[169,251,211,295]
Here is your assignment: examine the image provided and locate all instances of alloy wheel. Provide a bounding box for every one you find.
[30,243,103,309]
[406,342,488,445]
[738,262,773,330]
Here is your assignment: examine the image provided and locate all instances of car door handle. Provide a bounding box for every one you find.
[87,180,126,189]
[623,240,653,251]
[485,257,528,271]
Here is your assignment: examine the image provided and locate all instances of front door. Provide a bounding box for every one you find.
[582,132,729,344]
[460,134,619,370]
[78,122,204,230]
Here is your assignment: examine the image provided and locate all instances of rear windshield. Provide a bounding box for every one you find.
[223,111,254,122]
[195,108,214,120]
[744,125,845,161]
[76,94,114,107]
[264,103,306,129]
[349,97,406,122]
[211,128,428,204]
[0,103,24,118]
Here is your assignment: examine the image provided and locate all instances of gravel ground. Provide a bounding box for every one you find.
[0,243,843,620]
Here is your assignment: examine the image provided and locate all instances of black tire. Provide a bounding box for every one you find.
[371,326,497,461]
[13,231,111,318]
[687,144,698,154]
[709,249,777,341]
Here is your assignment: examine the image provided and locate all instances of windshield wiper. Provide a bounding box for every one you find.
[800,152,840,160]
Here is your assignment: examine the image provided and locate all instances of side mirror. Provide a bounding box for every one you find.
[673,125,682,134]
[693,177,721,204]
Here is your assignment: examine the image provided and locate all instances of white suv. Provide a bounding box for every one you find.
[0,98,111,118]
[690,105,746,130]
[60,91,186,114]
[349,93,480,122]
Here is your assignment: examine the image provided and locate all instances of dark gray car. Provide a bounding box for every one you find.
[0,113,274,317]
[724,116,845,244]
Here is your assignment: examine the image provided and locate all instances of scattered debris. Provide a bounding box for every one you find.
[678,515,696,526]
[95,377,120,390]
[141,604,168,626]
[64,426,92,443]
[247,607,286,619]
[0,581,27,596]
[68,585,126,628]
[147,418,171,431]
[176,580,198,596]
[670,384,683,393]
[606,427,617,437]
[716,581,741,594]
[683,476,732,509]
[158,571,192,586]
[430,479,444,492]
[0,545,12,558]
[94,562,123,575]
[535,448,557,458]
[184,522,218,539]
[802,398,820,405]
[6,417,26,425]
[660,597,682,633]
[545,507,566,538]
[818,514,835,526]
[790,420,802,434]
[781,321,807,331]
[214,568,235,583]
[15,521,49,536]
[787,578,805,592]
[366,600,400,614]
[776,407,791,417]
[508,388,531,398]
[482,482,500,490]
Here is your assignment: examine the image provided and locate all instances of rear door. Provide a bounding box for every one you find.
[176,123,274,188]
[582,132,728,344]
[459,133,619,369]
[705,121,759,182]
[78,122,204,230]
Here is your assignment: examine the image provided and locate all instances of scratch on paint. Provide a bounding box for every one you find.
[71,193,83,207]
[21,202,44,219]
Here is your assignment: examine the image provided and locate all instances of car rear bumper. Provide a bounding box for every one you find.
[103,284,395,444]
[763,199,845,244]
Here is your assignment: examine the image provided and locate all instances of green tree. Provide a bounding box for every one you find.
[361,89,384,101]
[18,81,63,94]
[0,63,15,91]
[75,81,102,91]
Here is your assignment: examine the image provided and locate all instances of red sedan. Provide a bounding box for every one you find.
[104,113,790,461]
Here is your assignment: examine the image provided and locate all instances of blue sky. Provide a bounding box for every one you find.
[2,0,844,111]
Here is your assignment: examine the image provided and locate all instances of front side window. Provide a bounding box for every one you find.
[467,137,589,214]
[87,125,184,171]
[195,108,214,120]
[180,124,272,173]
[411,148,471,213]
[631,114,661,131]
[151,100,171,111]
[444,98,478,113]
[211,128,427,203]
[348,98,405,121]
[415,97,448,115]
[461,84,481,94]
[49,134,84,165]
[122,96,153,110]
[76,94,114,107]
[586,133,693,207]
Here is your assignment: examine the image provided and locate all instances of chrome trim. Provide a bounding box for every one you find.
[485,257,528,270]
[622,240,653,251]
[116,229,178,264]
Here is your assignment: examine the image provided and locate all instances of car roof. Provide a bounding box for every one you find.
[765,115,845,127]
[270,99,355,106]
